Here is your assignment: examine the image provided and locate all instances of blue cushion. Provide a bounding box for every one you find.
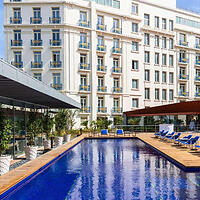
[116,129,123,134]
[101,129,108,135]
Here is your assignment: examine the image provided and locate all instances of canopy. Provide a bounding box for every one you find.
[124,101,200,117]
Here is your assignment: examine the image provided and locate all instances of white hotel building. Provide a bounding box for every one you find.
[3,0,200,125]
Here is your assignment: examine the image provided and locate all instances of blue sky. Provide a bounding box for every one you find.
[0,0,200,58]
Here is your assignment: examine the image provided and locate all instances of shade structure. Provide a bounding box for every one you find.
[0,59,80,109]
[124,101,200,117]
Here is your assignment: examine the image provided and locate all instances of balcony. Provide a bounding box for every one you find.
[112,27,122,34]
[98,107,107,113]
[196,44,200,49]
[113,87,123,93]
[112,107,122,114]
[179,40,188,47]
[97,24,107,31]
[10,0,22,2]
[112,47,122,54]
[11,40,22,47]
[49,17,61,24]
[79,42,90,50]
[179,91,189,97]
[31,40,43,47]
[79,20,90,28]
[10,17,22,24]
[79,63,90,71]
[50,39,61,47]
[31,61,43,69]
[196,93,200,98]
[97,86,107,92]
[80,107,91,113]
[50,61,62,69]
[179,58,188,64]
[179,74,189,80]
[50,83,63,90]
[79,85,90,92]
[11,61,23,68]
[196,60,200,66]
[97,65,107,73]
[97,45,106,52]
[112,67,122,73]
[30,17,42,24]
[196,76,200,81]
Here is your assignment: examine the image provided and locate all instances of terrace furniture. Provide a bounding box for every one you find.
[176,134,193,143]
[158,131,169,139]
[168,132,181,141]
[162,132,175,140]
[180,136,199,149]
[116,129,124,136]
[154,130,164,137]
[101,129,108,136]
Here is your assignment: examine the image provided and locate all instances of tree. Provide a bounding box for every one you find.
[128,117,141,125]
[96,117,112,130]
[114,116,123,125]
[65,110,78,131]
[42,111,54,139]
[81,120,88,129]
[54,109,67,136]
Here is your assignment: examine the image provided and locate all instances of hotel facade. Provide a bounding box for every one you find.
[3,0,200,126]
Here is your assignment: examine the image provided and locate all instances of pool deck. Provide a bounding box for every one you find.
[1,133,200,196]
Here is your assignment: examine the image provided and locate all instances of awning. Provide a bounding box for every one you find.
[0,59,80,109]
[124,101,200,117]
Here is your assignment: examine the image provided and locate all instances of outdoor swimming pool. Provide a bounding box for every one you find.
[2,139,200,200]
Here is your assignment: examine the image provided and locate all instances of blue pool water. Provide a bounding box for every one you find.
[2,139,200,200]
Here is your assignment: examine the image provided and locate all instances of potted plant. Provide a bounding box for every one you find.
[0,119,12,176]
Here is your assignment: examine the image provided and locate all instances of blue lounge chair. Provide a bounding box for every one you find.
[176,134,193,143]
[181,136,199,148]
[154,130,165,137]
[162,132,175,139]
[158,131,169,138]
[168,132,181,141]
[101,129,108,135]
[116,129,123,135]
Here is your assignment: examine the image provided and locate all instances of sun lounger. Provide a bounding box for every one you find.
[116,129,123,135]
[168,132,181,141]
[158,131,169,138]
[180,136,199,149]
[101,129,108,135]
[154,130,165,137]
[176,134,193,143]
[162,132,175,139]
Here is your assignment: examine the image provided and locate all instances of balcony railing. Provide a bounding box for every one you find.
[113,87,123,93]
[196,60,200,66]
[97,86,107,92]
[97,45,106,52]
[49,17,61,24]
[79,42,90,49]
[50,83,63,90]
[97,24,107,31]
[31,61,43,69]
[179,74,189,80]
[10,0,22,2]
[31,40,43,46]
[196,44,200,49]
[50,61,62,68]
[97,65,107,72]
[79,63,90,70]
[196,76,200,81]
[11,40,23,47]
[179,58,188,64]
[98,107,107,113]
[11,61,23,68]
[79,20,90,28]
[112,67,122,73]
[179,40,188,47]
[112,107,122,113]
[10,17,22,24]
[112,27,122,34]
[80,85,90,91]
[50,39,61,46]
[112,47,122,54]
[30,17,42,24]
[80,107,91,113]
[179,91,189,97]
[196,93,200,97]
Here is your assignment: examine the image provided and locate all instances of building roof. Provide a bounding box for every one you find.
[124,101,200,117]
[0,59,80,109]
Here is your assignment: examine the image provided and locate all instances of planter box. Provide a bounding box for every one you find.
[0,155,11,176]
[43,140,51,150]
[64,134,71,142]
[54,136,63,147]
[25,146,38,160]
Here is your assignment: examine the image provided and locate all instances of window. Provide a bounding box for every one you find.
[34,73,42,81]
[155,53,159,65]
[162,89,167,100]
[132,41,139,51]
[180,84,186,92]
[196,53,200,62]
[145,70,150,81]
[33,8,41,18]
[33,30,41,41]
[14,51,22,63]
[144,14,150,26]
[113,0,120,9]
[144,33,150,45]
[132,98,138,108]
[13,8,21,18]
[98,76,104,87]
[80,11,87,22]
[162,54,167,65]
[132,23,138,32]
[169,55,174,66]
[80,74,87,86]
[113,38,119,48]
[196,37,200,45]
[169,72,174,84]
[113,58,119,67]
[162,72,167,83]
[179,67,185,76]
[97,35,104,46]
[97,15,104,25]
[113,77,120,88]
[155,16,159,28]
[155,71,160,82]
[80,32,87,43]
[180,50,186,60]
[132,4,138,14]
[97,56,104,66]
[33,51,41,63]
[113,18,119,29]
[113,97,120,108]
[196,69,200,77]
[169,89,174,101]
[80,54,87,64]
[162,37,167,48]
[81,96,87,108]
[155,35,159,47]
[53,73,61,85]
[162,18,166,29]
[180,33,186,42]
[132,60,138,70]
[145,88,150,100]
[144,51,150,63]
[52,51,60,62]
[52,29,60,42]
[169,20,173,31]
[98,97,104,108]
[155,89,159,100]
[169,38,174,49]
[52,7,60,21]
[132,79,138,89]
[13,30,21,41]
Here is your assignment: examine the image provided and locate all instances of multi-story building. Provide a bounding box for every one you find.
[3,0,200,126]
